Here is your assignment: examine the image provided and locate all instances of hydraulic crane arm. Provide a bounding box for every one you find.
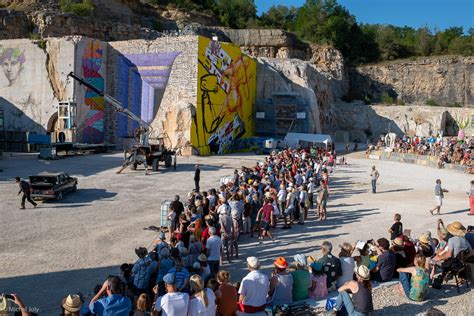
[67,72,151,146]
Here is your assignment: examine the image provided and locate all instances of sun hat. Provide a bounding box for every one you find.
[198,254,207,262]
[62,294,83,312]
[447,221,466,237]
[247,256,260,269]
[310,261,323,271]
[393,237,404,247]
[354,265,370,280]
[0,296,8,312]
[418,234,430,244]
[163,273,177,285]
[294,254,306,266]
[274,256,288,269]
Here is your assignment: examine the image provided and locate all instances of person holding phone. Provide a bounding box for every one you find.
[1,294,30,316]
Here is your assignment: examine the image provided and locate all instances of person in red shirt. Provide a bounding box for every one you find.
[256,197,275,244]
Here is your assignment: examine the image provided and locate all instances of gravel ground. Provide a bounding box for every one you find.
[0,151,472,315]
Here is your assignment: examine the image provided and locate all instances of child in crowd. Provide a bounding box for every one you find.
[308,261,327,299]
[215,271,238,316]
[388,213,403,241]
[397,254,430,302]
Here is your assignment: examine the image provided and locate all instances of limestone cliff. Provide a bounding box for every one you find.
[349,56,474,106]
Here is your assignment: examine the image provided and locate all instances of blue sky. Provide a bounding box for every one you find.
[255,0,474,32]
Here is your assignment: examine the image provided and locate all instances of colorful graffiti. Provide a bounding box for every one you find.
[192,36,256,155]
[116,52,181,137]
[81,41,105,143]
[0,47,26,87]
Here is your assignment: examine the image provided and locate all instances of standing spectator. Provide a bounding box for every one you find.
[256,197,275,244]
[171,195,185,222]
[188,275,216,316]
[307,178,316,209]
[15,176,37,209]
[167,259,190,293]
[370,238,396,282]
[330,265,373,316]
[318,171,329,220]
[238,257,269,313]
[156,248,174,296]
[268,256,293,307]
[206,227,222,278]
[317,241,342,291]
[396,254,430,302]
[468,180,474,216]
[429,179,448,215]
[370,166,379,194]
[388,213,403,241]
[194,165,201,192]
[215,270,238,316]
[153,273,189,316]
[89,276,132,316]
[133,293,150,316]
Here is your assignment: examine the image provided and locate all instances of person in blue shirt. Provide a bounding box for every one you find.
[89,276,131,316]
[132,247,153,295]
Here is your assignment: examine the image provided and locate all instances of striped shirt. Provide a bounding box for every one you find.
[168,267,190,289]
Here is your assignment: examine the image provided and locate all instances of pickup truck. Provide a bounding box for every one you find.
[29,172,78,201]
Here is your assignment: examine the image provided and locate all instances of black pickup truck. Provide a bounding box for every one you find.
[29,172,78,201]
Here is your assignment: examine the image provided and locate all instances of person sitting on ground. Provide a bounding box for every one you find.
[417,234,434,258]
[238,257,269,313]
[308,261,327,300]
[188,274,217,316]
[388,213,403,241]
[330,265,373,316]
[215,270,238,316]
[89,276,132,316]
[354,243,371,269]
[61,294,82,316]
[153,273,189,315]
[390,237,407,278]
[337,242,356,288]
[291,254,310,301]
[317,241,342,291]
[133,293,150,316]
[396,254,430,302]
[370,238,396,282]
[268,256,293,307]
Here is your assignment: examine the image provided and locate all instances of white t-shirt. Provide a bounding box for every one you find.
[277,189,287,202]
[238,270,269,307]
[155,292,189,316]
[187,288,216,316]
[206,236,222,261]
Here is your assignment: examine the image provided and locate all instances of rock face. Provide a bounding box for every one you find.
[257,57,348,133]
[329,103,474,141]
[349,56,474,106]
[0,10,33,39]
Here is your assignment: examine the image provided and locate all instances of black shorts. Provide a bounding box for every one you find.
[262,221,270,231]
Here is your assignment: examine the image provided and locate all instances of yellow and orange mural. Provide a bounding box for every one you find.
[191,36,257,155]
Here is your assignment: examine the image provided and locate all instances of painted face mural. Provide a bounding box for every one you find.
[192,37,256,155]
[0,47,25,87]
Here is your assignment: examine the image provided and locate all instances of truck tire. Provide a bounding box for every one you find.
[152,158,159,171]
[165,155,172,168]
[56,192,63,201]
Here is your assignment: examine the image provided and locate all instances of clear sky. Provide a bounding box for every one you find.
[255,0,474,32]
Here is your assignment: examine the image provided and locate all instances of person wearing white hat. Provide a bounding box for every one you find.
[237,257,269,313]
[329,265,373,316]
[1,294,29,316]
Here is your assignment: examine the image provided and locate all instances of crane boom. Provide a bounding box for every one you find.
[67,71,151,146]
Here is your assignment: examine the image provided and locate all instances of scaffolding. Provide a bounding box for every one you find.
[254,92,310,137]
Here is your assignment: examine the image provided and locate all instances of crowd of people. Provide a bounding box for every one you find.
[367,134,473,172]
[3,147,473,316]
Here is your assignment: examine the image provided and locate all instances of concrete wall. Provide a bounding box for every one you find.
[107,36,199,152]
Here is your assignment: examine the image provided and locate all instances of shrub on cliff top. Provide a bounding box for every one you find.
[59,0,94,17]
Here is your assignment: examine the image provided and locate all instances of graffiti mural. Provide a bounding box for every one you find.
[116,52,181,138]
[81,40,105,143]
[0,47,25,87]
[192,36,256,155]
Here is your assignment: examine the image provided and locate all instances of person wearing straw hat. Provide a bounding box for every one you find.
[329,265,374,316]
[433,221,472,264]
[89,276,132,316]
[268,256,293,307]
[62,294,83,316]
[1,294,30,316]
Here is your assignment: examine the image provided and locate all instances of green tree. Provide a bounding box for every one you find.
[214,0,257,28]
[260,5,297,30]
